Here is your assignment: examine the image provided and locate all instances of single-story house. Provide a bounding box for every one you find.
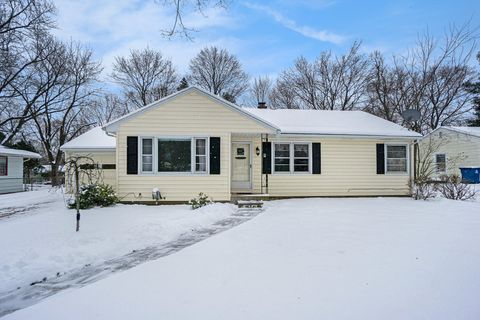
[421,126,480,177]
[61,86,421,202]
[0,145,41,194]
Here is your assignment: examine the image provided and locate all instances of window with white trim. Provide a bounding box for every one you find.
[435,153,446,173]
[194,138,207,173]
[386,145,407,173]
[141,138,153,172]
[274,143,290,172]
[293,144,309,172]
[0,156,7,176]
[274,143,311,173]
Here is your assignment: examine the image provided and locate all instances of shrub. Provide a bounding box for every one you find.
[69,184,118,209]
[409,177,436,200]
[437,174,477,201]
[189,192,213,210]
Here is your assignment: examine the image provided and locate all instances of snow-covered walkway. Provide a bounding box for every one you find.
[3,196,480,320]
[0,188,246,316]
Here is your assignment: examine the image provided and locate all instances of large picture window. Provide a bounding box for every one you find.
[0,156,7,176]
[386,145,407,173]
[158,139,191,172]
[273,143,311,173]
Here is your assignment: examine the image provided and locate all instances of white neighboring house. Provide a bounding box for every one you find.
[0,145,41,194]
[422,126,480,177]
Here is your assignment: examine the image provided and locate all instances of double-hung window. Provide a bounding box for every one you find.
[141,138,153,173]
[435,154,446,173]
[0,156,7,176]
[274,144,290,172]
[386,145,407,173]
[194,138,207,173]
[274,143,310,173]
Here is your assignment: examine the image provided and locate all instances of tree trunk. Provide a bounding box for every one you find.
[74,163,80,232]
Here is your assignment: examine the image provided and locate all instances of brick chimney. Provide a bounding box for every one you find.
[257,102,267,109]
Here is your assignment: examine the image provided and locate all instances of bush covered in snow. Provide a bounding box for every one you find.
[437,174,477,201]
[69,184,118,209]
[189,192,213,210]
[409,178,436,200]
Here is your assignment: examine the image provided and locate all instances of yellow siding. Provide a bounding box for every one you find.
[116,90,275,202]
[423,129,480,176]
[64,151,116,192]
[232,134,414,197]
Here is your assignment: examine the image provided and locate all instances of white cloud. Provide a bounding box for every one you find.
[52,0,239,77]
[243,2,344,44]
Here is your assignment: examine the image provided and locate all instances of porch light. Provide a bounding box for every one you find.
[256,146,260,156]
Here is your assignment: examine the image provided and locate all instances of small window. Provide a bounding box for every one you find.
[194,138,207,173]
[0,156,7,176]
[293,144,309,172]
[79,163,99,170]
[158,139,191,172]
[102,164,116,170]
[386,145,407,173]
[435,154,446,173]
[274,144,290,172]
[141,138,153,172]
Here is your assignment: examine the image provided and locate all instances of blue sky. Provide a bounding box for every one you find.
[53,0,478,80]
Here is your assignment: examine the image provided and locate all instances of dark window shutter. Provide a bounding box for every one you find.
[209,137,221,174]
[262,142,272,174]
[312,143,321,174]
[376,143,385,174]
[127,136,138,175]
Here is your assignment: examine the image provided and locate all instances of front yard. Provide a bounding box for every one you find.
[2,193,480,320]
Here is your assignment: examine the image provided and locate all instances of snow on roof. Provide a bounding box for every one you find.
[0,145,41,158]
[60,127,116,150]
[244,109,422,138]
[440,126,480,138]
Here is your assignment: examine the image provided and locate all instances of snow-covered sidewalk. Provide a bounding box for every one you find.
[0,189,240,315]
[4,196,480,320]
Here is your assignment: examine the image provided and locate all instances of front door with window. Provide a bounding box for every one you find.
[231,143,251,190]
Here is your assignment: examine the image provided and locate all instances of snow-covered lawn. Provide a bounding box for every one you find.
[0,188,236,297]
[4,196,480,320]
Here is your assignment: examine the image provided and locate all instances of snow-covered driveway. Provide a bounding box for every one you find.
[4,196,480,320]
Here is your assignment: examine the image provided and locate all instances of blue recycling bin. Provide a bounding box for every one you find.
[459,167,480,184]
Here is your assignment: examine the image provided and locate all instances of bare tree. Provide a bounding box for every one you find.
[84,93,130,126]
[273,42,369,110]
[111,48,177,109]
[366,23,478,134]
[0,0,56,143]
[159,0,228,40]
[188,46,249,102]
[250,75,272,105]
[27,39,101,186]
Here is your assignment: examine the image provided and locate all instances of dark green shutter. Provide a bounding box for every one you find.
[209,137,220,174]
[262,142,272,174]
[127,136,138,174]
[376,144,385,174]
[312,143,321,174]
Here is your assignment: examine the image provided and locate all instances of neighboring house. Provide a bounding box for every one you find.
[0,145,41,194]
[421,126,480,177]
[61,87,421,202]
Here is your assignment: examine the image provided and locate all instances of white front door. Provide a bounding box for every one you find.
[231,143,251,190]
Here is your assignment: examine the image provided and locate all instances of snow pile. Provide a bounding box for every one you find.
[0,189,235,295]
[5,196,480,320]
